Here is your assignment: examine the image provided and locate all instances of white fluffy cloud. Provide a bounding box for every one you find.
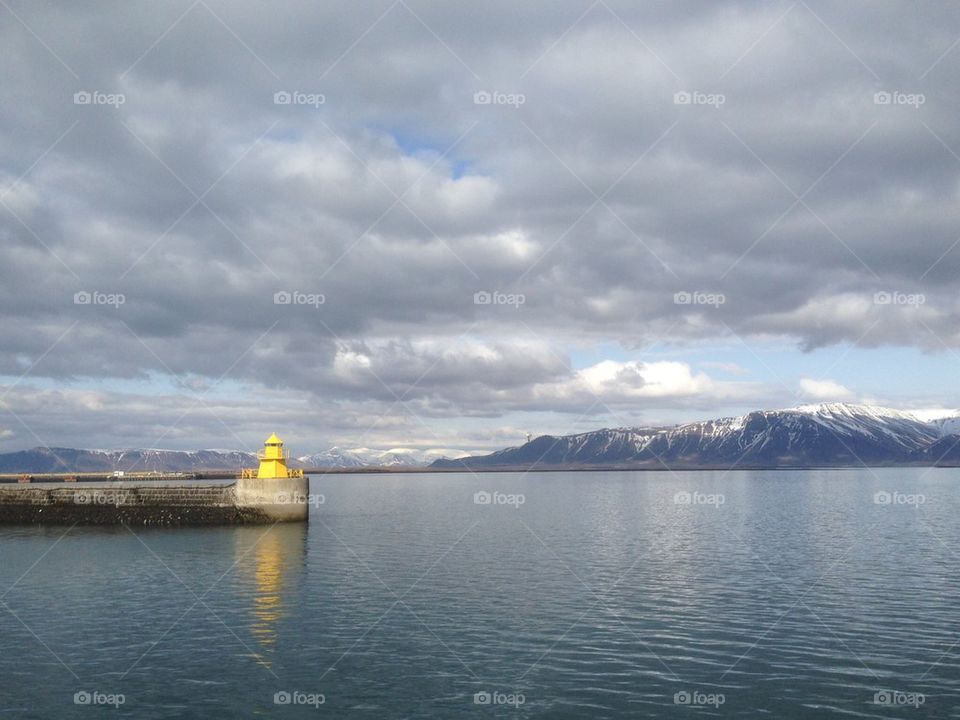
[578,360,712,398]
[799,377,854,401]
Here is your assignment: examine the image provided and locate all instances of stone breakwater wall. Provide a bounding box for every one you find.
[0,476,309,526]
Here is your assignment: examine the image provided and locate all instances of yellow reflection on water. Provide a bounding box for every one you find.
[250,532,284,647]
[235,524,306,668]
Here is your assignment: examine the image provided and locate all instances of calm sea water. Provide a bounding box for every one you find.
[1,469,958,718]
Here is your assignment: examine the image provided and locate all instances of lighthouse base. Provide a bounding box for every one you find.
[234,475,310,522]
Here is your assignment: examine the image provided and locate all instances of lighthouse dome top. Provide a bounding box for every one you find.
[265,432,283,445]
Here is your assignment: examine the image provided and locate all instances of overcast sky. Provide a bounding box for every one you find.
[2,0,960,456]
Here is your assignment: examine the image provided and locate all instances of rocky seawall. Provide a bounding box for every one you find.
[0,476,309,525]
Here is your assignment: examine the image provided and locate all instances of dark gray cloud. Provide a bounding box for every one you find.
[2,0,960,450]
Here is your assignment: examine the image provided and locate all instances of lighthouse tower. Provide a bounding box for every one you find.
[257,433,299,478]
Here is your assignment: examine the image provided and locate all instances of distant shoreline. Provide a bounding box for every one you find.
[316,463,955,473]
[2,462,958,483]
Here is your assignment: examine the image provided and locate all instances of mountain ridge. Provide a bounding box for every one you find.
[0,446,436,474]
[431,403,960,470]
[4,404,960,473]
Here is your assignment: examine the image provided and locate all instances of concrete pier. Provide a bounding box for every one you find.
[234,475,310,522]
[0,477,310,526]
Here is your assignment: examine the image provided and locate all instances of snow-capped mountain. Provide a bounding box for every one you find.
[297,447,371,469]
[0,447,260,474]
[926,415,960,437]
[298,447,434,468]
[432,403,958,469]
[0,445,435,474]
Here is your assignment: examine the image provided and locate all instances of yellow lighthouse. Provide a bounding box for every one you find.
[236,434,308,522]
[242,433,304,479]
